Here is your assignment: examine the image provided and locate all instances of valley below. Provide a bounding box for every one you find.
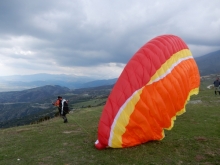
[0,84,112,128]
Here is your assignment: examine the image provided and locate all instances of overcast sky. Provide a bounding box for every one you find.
[0,0,220,79]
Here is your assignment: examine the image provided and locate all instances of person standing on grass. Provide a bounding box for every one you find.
[213,78,220,95]
[53,96,69,123]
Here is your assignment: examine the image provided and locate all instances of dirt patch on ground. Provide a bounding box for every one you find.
[188,100,202,104]
[16,128,30,133]
[195,155,205,161]
[207,84,214,89]
[194,136,208,141]
[62,130,81,134]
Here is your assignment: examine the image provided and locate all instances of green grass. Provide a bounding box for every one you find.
[72,98,106,109]
[0,89,220,165]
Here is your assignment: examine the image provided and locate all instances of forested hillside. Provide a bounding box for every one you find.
[0,84,112,128]
[195,50,220,76]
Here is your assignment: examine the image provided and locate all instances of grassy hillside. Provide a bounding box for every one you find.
[0,89,220,165]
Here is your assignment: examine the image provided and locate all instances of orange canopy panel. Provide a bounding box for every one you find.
[95,35,200,149]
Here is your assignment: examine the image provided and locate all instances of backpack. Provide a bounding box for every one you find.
[61,99,70,114]
[63,100,70,114]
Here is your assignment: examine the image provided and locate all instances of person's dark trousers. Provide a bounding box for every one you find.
[62,115,68,123]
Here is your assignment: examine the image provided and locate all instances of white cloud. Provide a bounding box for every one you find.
[0,0,220,78]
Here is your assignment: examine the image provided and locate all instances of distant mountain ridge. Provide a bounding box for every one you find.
[194,50,220,76]
[0,85,71,103]
[81,78,117,88]
[0,73,117,92]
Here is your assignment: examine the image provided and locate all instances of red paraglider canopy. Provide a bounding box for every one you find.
[95,34,200,149]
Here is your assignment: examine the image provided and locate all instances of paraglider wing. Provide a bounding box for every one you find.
[95,35,200,149]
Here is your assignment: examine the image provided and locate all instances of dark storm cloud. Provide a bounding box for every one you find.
[0,0,220,78]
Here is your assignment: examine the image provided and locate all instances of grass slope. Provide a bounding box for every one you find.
[0,90,220,165]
